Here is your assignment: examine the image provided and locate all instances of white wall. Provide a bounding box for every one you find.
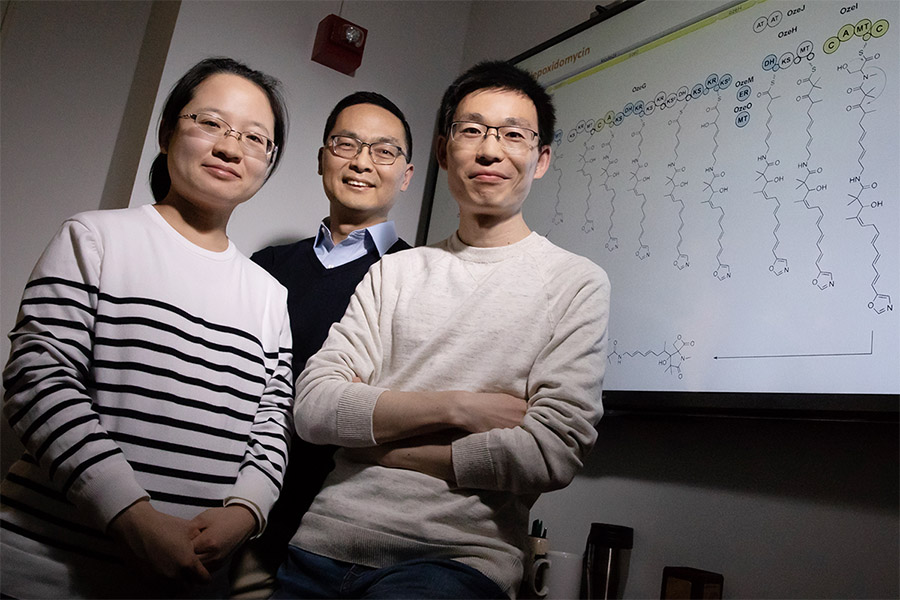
[0,0,165,475]
[460,0,602,66]
[0,0,151,358]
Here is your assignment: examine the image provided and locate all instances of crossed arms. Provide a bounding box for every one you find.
[294,253,610,493]
[351,390,529,482]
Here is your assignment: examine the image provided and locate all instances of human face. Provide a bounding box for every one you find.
[438,88,550,221]
[318,103,414,224]
[162,73,275,217]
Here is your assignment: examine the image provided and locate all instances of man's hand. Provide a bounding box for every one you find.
[190,505,257,573]
[345,434,456,483]
[107,499,211,587]
[453,391,527,433]
[373,390,527,443]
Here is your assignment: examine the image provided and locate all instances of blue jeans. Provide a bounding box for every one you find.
[272,546,508,599]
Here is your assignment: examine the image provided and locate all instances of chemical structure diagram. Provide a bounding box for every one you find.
[540,5,894,315]
[528,2,897,387]
[607,335,696,380]
[664,107,691,270]
[556,69,737,279]
[836,26,892,314]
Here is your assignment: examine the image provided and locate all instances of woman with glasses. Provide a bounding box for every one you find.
[1,57,293,598]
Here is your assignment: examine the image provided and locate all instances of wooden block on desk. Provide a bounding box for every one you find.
[660,566,723,599]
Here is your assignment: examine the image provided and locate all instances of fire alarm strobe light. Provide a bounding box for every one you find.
[311,14,368,76]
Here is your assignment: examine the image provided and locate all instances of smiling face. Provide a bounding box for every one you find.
[438,88,551,224]
[162,73,275,218]
[319,103,414,226]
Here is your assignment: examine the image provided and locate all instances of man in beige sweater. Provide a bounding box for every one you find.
[275,61,611,599]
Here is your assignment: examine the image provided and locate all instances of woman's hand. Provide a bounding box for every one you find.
[107,500,211,586]
[189,505,258,573]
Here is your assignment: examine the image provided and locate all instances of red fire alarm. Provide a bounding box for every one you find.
[311,14,367,76]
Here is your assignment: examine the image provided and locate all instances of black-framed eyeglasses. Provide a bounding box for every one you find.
[449,121,539,154]
[327,135,407,165]
[179,113,277,160]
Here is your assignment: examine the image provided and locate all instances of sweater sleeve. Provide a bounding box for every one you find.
[226,297,294,532]
[2,218,148,529]
[293,265,386,447]
[451,263,610,494]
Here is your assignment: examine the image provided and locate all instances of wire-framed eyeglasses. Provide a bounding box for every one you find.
[179,113,276,160]
[327,135,408,165]
[449,121,539,154]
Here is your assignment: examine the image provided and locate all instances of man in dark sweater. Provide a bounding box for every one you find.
[229,92,415,597]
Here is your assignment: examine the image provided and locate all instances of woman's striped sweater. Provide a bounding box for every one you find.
[0,205,293,598]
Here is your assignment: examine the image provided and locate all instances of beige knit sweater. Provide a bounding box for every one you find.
[292,231,610,597]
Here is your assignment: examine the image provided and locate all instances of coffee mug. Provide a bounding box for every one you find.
[526,550,583,599]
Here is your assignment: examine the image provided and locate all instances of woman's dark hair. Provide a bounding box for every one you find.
[437,60,556,148]
[322,91,413,161]
[149,57,289,201]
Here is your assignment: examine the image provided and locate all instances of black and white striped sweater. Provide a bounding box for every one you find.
[1,205,293,598]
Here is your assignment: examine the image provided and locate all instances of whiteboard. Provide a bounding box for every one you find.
[424,0,899,415]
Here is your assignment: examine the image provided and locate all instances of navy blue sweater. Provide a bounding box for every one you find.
[247,235,410,564]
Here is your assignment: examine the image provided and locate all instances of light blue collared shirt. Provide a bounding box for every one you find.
[313,219,399,269]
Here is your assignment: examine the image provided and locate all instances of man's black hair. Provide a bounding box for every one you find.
[322,91,413,160]
[437,60,555,147]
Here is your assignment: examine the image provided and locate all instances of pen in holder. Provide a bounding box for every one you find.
[521,519,550,599]
[529,518,549,557]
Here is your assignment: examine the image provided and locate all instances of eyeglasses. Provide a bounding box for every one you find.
[449,121,539,154]
[327,135,407,165]
[179,113,276,160]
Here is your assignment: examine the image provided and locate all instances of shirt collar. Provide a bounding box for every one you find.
[314,219,399,257]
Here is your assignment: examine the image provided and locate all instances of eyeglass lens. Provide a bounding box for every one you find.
[450,122,537,153]
[184,113,274,157]
[330,136,403,165]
